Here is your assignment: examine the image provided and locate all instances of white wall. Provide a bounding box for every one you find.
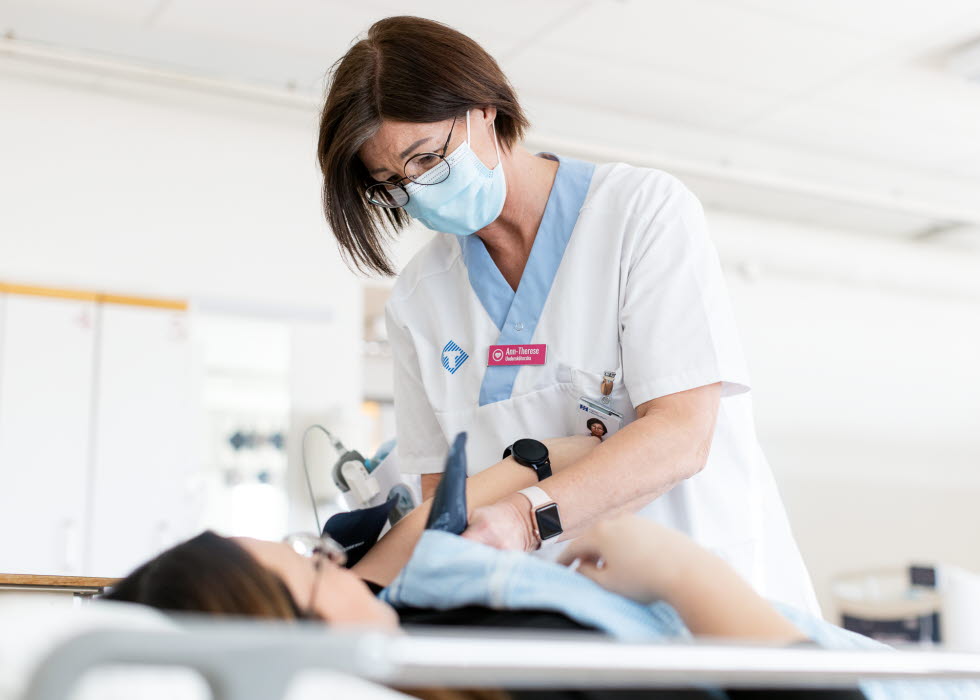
[0,63,354,309]
[0,62,365,560]
[711,212,980,614]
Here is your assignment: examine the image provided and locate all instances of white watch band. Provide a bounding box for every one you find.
[518,486,560,548]
[518,485,554,510]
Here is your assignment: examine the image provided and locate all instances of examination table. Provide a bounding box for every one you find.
[3,600,980,700]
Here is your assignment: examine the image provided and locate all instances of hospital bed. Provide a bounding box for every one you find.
[5,599,980,700]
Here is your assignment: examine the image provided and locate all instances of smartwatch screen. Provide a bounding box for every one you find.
[514,438,548,464]
[535,503,562,540]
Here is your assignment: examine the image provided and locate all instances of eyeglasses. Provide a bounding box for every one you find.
[283,532,347,617]
[365,116,457,209]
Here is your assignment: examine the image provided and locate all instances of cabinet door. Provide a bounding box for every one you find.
[88,304,198,577]
[0,294,95,575]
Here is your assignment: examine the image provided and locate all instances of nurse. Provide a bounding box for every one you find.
[317,16,818,613]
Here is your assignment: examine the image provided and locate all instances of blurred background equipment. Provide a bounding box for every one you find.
[302,425,416,533]
[832,565,941,645]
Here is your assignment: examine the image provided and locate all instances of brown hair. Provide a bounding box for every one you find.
[317,15,530,276]
[104,531,301,619]
[105,531,508,700]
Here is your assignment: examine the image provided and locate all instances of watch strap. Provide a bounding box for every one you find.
[531,459,552,481]
[518,485,554,510]
[518,486,562,545]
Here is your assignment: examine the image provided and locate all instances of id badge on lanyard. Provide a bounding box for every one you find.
[577,371,624,441]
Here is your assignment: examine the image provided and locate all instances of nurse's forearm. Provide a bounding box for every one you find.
[538,382,721,542]
[352,435,598,586]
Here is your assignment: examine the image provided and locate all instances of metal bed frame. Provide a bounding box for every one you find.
[22,620,980,700]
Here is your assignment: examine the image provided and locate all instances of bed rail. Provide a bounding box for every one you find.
[24,621,980,700]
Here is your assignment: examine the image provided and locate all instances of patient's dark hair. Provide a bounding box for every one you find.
[104,530,301,619]
[107,532,508,700]
[105,530,508,700]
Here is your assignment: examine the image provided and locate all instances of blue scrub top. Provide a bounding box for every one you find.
[459,155,596,406]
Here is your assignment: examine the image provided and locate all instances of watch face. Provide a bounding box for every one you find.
[535,503,562,540]
[514,438,548,464]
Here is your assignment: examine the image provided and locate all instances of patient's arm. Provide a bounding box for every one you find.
[353,435,599,586]
[559,515,807,643]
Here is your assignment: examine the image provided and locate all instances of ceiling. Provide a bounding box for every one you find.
[3,0,980,240]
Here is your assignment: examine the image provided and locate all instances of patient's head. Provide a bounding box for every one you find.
[105,531,397,629]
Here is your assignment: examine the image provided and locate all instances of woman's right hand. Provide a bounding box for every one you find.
[557,514,711,605]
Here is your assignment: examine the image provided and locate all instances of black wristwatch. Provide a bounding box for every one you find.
[502,438,552,480]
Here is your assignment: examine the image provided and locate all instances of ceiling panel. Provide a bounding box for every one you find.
[741,66,980,178]
[684,172,940,238]
[506,45,783,131]
[155,1,400,56]
[740,103,980,180]
[1,1,336,91]
[2,0,162,25]
[723,0,980,40]
[536,0,891,96]
[153,0,572,68]
[4,0,979,236]
[340,0,582,59]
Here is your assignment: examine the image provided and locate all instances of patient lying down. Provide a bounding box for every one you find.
[107,434,869,700]
[108,434,800,638]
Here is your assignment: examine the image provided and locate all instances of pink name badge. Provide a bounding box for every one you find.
[487,344,547,366]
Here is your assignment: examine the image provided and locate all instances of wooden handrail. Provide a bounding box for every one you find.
[0,282,187,310]
[0,574,119,588]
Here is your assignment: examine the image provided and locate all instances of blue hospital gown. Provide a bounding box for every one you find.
[380,531,979,700]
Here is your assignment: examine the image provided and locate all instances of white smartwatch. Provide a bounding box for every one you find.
[518,485,563,544]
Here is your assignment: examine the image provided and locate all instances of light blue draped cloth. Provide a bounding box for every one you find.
[381,531,979,700]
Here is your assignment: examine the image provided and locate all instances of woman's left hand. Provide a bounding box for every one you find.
[462,493,537,551]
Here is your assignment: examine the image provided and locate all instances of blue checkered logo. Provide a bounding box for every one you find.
[441,340,469,374]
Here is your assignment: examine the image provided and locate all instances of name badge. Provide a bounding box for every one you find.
[576,396,624,441]
[487,344,547,366]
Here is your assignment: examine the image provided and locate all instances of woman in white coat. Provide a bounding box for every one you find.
[317,15,818,613]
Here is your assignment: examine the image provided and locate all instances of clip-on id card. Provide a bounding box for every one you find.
[576,396,624,440]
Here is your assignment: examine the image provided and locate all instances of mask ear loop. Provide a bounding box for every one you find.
[466,110,502,170]
[491,119,501,169]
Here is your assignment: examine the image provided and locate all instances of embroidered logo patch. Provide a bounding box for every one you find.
[441,340,469,374]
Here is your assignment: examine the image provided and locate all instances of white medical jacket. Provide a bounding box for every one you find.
[385,156,819,613]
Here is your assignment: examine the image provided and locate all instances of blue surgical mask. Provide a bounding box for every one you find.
[403,111,506,237]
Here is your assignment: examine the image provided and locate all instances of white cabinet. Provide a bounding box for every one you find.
[0,294,96,575]
[0,293,199,578]
[87,304,198,577]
